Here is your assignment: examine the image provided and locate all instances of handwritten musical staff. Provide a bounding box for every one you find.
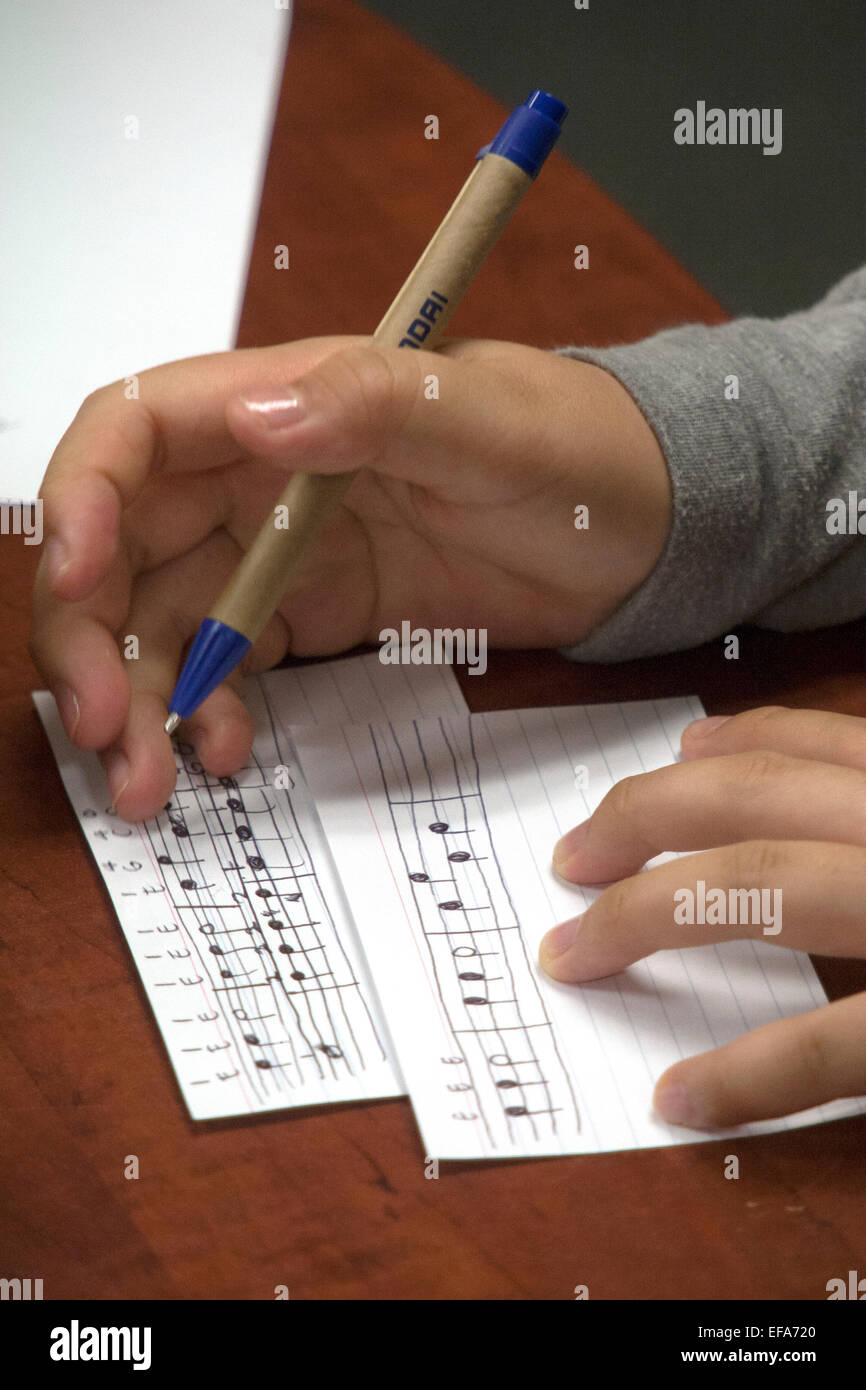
[33,655,468,1119]
[294,698,866,1157]
[365,716,579,1150]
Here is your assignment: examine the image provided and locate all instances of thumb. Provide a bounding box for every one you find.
[223,341,516,497]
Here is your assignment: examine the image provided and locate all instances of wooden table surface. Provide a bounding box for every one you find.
[2,0,865,1300]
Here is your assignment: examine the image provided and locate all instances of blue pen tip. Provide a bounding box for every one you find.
[166,618,252,725]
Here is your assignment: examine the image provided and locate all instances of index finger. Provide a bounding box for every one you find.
[551,749,866,884]
[539,839,866,982]
[39,336,364,602]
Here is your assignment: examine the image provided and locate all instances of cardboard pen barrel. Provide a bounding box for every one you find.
[209,154,533,644]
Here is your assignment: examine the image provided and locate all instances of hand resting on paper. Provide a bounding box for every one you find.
[540,705,866,1131]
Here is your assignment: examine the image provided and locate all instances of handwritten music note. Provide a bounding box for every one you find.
[33,654,468,1120]
[295,702,866,1158]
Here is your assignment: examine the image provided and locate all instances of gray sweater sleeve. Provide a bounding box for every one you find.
[556,264,866,662]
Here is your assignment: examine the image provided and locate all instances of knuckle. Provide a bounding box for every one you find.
[600,774,665,864]
[318,344,411,443]
[605,772,646,825]
[70,387,163,485]
[791,1015,830,1094]
[735,705,792,740]
[116,399,163,473]
[597,874,640,937]
[733,747,792,792]
[77,382,116,417]
[727,838,786,886]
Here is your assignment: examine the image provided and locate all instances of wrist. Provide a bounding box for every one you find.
[562,358,673,638]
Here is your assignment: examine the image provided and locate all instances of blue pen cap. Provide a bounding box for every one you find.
[478,90,568,177]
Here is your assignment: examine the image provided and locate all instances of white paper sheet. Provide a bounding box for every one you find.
[33,655,468,1120]
[1,1,291,500]
[295,700,866,1158]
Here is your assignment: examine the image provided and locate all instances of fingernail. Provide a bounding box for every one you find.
[540,914,583,960]
[54,682,80,738]
[238,386,307,431]
[682,715,731,741]
[553,819,589,872]
[46,536,71,588]
[105,750,130,807]
[654,1081,705,1128]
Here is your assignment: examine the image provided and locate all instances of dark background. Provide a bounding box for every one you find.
[362,0,865,318]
